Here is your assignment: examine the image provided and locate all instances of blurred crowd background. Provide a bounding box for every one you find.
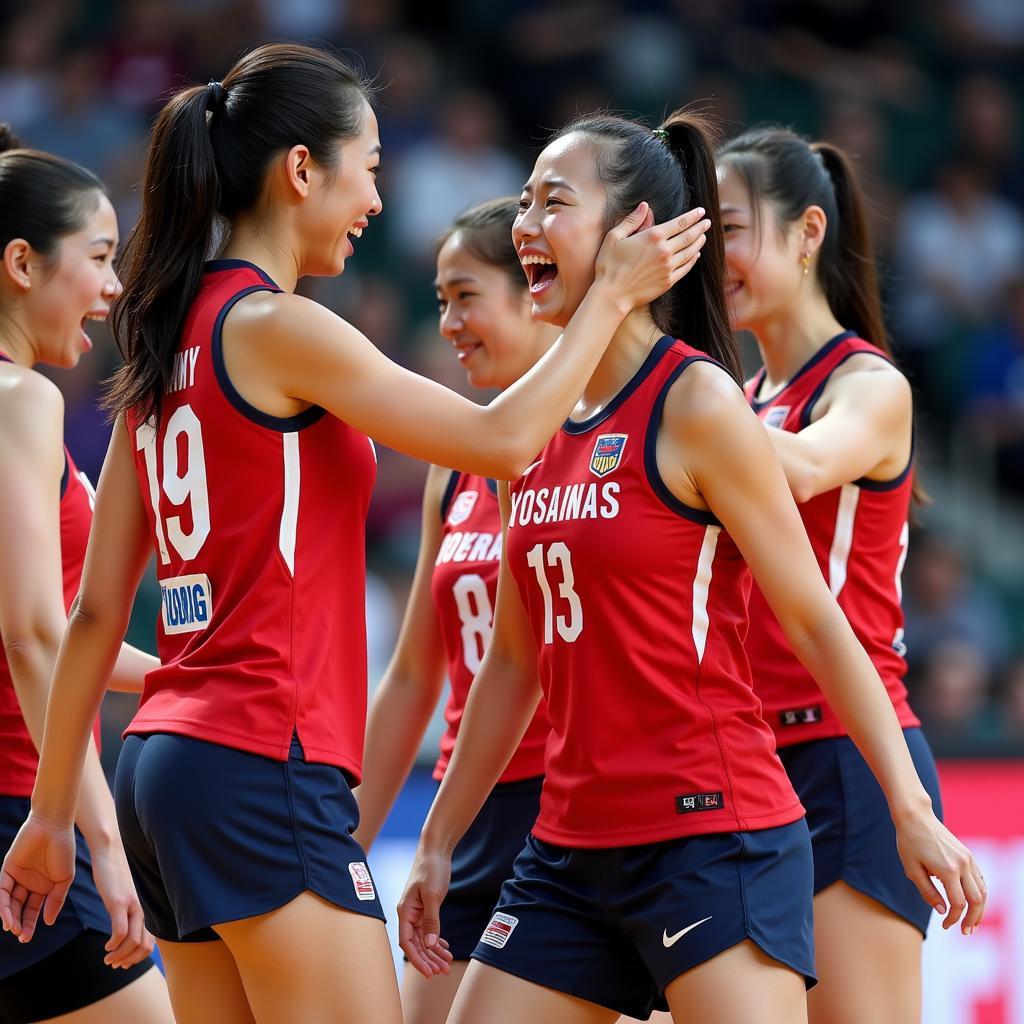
[6,0,1023,758]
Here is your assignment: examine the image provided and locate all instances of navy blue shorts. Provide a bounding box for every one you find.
[443,775,542,960]
[114,732,385,942]
[471,820,816,1020]
[779,727,942,938]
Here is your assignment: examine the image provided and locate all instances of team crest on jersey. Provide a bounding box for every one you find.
[590,433,628,478]
[447,490,478,527]
[480,912,519,949]
[762,406,790,429]
[160,574,212,635]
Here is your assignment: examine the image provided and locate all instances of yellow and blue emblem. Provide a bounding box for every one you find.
[589,433,628,478]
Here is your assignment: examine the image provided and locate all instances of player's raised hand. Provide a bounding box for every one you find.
[397,846,455,980]
[896,809,987,935]
[0,813,76,942]
[593,203,710,313]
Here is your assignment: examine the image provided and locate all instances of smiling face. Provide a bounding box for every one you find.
[435,230,552,389]
[718,162,807,334]
[302,98,382,276]
[512,132,609,328]
[18,191,121,368]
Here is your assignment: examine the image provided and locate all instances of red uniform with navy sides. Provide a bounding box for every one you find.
[0,447,95,797]
[124,259,377,780]
[431,471,548,782]
[505,336,803,848]
[744,330,920,748]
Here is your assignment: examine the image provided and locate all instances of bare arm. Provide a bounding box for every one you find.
[354,466,451,852]
[107,643,159,694]
[765,357,913,503]
[662,363,985,932]
[243,208,708,478]
[398,483,543,977]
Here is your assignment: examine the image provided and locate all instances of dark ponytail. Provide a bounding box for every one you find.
[718,127,926,502]
[717,127,888,356]
[107,43,373,424]
[554,109,741,383]
[0,123,107,271]
[437,197,524,292]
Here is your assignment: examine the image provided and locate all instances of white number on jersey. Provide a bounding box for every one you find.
[525,542,583,644]
[135,405,211,564]
[452,573,493,673]
[892,520,909,656]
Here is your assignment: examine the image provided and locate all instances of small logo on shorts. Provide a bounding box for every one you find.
[480,912,519,949]
[675,791,724,815]
[348,862,376,901]
[778,705,823,727]
[663,915,712,948]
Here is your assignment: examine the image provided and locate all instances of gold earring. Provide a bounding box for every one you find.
[801,252,811,276]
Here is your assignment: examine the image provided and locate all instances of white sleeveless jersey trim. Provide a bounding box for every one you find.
[691,525,721,665]
[828,483,860,598]
[280,431,300,575]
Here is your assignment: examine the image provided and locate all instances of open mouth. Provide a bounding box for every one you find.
[521,254,559,296]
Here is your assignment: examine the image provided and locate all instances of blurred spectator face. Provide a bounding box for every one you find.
[436,232,547,390]
[512,133,610,329]
[918,640,989,729]
[954,74,1019,166]
[1003,659,1024,735]
[442,92,506,152]
[718,164,807,334]
[906,534,967,612]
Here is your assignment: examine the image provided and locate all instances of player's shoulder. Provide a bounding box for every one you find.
[662,357,749,438]
[826,350,911,407]
[0,363,63,431]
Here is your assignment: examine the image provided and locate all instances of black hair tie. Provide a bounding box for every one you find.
[206,80,225,112]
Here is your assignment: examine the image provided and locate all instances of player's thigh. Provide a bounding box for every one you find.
[808,881,922,1024]
[664,940,807,1024]
[448,959,618,1024]
[158,937,256,1024]
[214,891,402,1024]
[40,967,175,1024]
[400,958,469,1024]
[617,1013,672,1023]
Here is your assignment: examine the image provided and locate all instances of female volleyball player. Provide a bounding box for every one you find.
[0,45,708,1024]
[0,131,172,1023]
[356,197,558,1024]
[718,126,957,1024]
[397,110,986,1024]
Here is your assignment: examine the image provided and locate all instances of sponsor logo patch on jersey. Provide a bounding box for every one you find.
[348,861,376,901]
[762,406,790,429]
[480,911,519,949]
[778,705,823,727]
[448,490,479,527]
[675,791,724,814]
[160,574,213,635]
[590,433,628,478]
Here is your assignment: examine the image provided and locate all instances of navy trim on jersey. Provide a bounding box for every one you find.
[856,431,915,491]
[60,450,69,499]
[211,286,327,432]
[644,356,722,526]
[562,335,674,435]
[204,258,279,289]
[749,330,857,411]
[798,345,894,430]
[484,477,499,496]
[0,351,11,364]
[439,470,461,522]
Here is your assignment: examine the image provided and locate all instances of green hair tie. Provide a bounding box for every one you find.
[652,128,669,141]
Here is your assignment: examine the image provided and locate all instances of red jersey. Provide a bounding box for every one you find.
[1,447,96,797]
[431,471,547,782]
[745,331,919,747]
[505,337,803,848]
[125,260,377,779]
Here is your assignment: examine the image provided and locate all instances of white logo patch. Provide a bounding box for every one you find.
[662,915,712,948]
[447,490,478,527]
[480,912,519,949]
[762,406,790,428]
[348,862,376,901]
[160,574,213,635]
